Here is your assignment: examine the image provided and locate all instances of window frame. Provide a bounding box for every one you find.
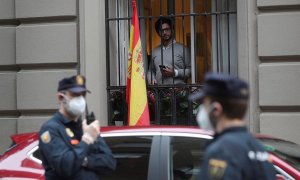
[105,0,238,126]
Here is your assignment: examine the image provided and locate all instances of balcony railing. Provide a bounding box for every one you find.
[108,84,202,126]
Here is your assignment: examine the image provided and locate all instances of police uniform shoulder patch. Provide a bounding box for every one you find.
[66,128,74,138]
[41,131,51,143]
[208,159,227,180]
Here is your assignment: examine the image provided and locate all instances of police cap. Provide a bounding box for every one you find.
[57,75,90,93]
[189,73,249,101]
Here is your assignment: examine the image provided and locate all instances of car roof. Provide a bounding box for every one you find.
[101,125,212,134]
[3,126,212,148]
[9,125,288,144]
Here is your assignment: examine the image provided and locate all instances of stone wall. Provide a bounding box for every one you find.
[0,0,79,153]
[257,0,300,144]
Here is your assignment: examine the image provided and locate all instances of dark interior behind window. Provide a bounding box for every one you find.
[102,136,153,180]
[170,136,208,180]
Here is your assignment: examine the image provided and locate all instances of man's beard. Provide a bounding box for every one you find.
[162,35,171,42]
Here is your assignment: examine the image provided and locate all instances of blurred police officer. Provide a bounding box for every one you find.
[190,73,276,180]
[39,75,116,180]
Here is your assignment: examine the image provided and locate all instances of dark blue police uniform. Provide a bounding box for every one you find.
[39,112,116,180]
[198,126,276,180]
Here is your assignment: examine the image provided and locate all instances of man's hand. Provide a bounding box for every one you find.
[82,119,100,145]
[150,79,157,84]
[161,66,175,77]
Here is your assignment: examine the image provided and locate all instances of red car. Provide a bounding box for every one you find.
[1,126,300,180]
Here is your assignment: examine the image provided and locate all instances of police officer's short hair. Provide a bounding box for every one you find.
[210,97,248,119]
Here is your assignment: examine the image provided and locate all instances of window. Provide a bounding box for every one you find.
[102,136,153,180]
[32,148,42,163]
[170,136,208,180]
[28,145,42,165]
[105,0,237,125]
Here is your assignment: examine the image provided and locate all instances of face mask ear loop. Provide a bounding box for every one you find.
[208,102,218,128]
[207,102,215,114]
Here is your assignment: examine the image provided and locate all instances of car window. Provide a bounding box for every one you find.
[33,148,42,161]
[102,136,153,180]
[170,136,208,180]
[260,138,300,171]
[27,146,42,164]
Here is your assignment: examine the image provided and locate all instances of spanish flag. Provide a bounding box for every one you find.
[126,0,150,126]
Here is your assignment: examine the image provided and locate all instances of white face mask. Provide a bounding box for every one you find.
[62,95,86,117]
[196,105,213,131]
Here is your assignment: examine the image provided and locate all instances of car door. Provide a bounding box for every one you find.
[159,133,212,180]
[102,133,160,180]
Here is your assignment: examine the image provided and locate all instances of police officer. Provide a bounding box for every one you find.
[38,75,116,180]
[190,73,276,180]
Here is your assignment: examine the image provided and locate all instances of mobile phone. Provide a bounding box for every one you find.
[86,112,95,125]
[159,65,166,69]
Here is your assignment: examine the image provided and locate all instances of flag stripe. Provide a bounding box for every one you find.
[135,104,150,126]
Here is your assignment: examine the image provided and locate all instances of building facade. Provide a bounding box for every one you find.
[0,0,299,153]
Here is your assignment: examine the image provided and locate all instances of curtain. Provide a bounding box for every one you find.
[212,0,237,76]
[108,0,147,86]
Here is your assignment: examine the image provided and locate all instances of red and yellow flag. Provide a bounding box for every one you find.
[126,0,150,126]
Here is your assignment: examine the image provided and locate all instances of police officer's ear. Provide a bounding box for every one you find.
[210,102,223,117]
[57,92,65,102]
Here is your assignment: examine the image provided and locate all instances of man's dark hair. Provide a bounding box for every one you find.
[155,17,173,34]
[210,96,248,120]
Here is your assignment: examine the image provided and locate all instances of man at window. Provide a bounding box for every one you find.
[148,17,191,85]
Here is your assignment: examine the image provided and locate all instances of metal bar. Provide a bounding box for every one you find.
[117,0,121,85]
[171,1,175,85]
[227,0,231,73]
[171,32,175,121]
[155,88,160,125]
[128,0,131,39]
[108,91,113,125]
[106,11,237,21]
[168,0,175,15]
[181,0,186,82]
[171,88,177,125]
[105,0,112,125]
[172,20,175,85]
[122,88,127,125]
[105,0,110,87]
[108,83,203,90]
[190,0,195,83]
[204,0,208,73]
[193,0,197,82]
[160,0,162,14]
[159,0,164,85]
[215,0,220,72]
[149,21,153,84]
[187,87,193,125]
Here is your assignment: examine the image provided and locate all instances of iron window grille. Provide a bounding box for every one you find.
[105,0,237,126]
